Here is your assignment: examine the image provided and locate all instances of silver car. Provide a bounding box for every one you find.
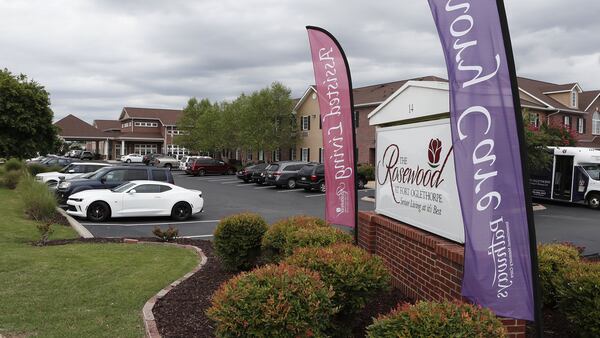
[151,155,180,170]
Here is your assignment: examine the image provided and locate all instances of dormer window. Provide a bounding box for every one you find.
[571,90,578,108]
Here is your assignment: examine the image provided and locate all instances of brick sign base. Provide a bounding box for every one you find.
[358,211,526,338]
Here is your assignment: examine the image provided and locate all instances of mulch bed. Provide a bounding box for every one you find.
[152,239,410,338]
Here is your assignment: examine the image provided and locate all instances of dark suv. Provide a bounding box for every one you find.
[264,161,309,189]
[296,163,367,192]
[56,166,174,204]
[237,163,269,183]
[189,158,234,176]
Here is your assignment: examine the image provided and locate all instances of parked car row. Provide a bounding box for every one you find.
[236,161,368,191]
[33,163,204,222]
[184,157,235,176]
[66,150,96,160]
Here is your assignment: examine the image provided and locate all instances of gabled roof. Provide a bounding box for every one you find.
[118,107,183,125]
[93,119,121,131]
[517,77,585,112]
[293,75,448,112]
[55,114,106,139]
[580,90,600,112]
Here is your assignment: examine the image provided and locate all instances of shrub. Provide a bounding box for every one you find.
[286,243,390,316]
[213,213,268,271]
[358,163,375,181]
[3,170,22,189]
[27,163,49,176]
[207,263,337,337]
[4,158,24,172]
[557,262,600,336]
[36,220,54,246]
[366,301,506,338]
[283,226,352,256]
[152,226,179,242]
[262,215,328,262]
[16,175,58,222]
[538,243,581,306]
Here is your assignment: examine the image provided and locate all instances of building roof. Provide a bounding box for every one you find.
[353,75,447,106]
[517,77,584,112]
[119,107,183,125]
[580,90,600,111]
[54,114,106,139]
[93,119,121,131]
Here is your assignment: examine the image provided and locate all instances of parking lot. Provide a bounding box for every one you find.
[78,171,600,256]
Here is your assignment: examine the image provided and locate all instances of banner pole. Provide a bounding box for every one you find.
[495,1,543,336]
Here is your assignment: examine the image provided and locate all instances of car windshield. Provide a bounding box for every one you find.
[89,167,112,180]
[59,164,73,173]
[582,163,600,180]
[111,182,136,193]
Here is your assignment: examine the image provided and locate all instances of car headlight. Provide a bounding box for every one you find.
[68,197,83,202]
[58,181,71,189]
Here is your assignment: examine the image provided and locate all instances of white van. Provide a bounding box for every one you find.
[530,147,600,209]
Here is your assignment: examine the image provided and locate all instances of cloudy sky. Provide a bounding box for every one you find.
[1,0,599,123]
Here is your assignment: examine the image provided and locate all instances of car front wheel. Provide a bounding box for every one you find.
[587,193,600,210]
[87,201,111,222]
[198,169,206,177]
[125,159,131,163]
[357,178,366,190]
[165,163,172,170]
[319,182,326,193]
[171,202,192,221]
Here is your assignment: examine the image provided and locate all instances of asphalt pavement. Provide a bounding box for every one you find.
[78,171,599,255]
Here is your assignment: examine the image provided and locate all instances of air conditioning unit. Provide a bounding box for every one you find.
[301,131,309,137]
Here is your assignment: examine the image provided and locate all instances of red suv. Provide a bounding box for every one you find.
[189,158,235,176]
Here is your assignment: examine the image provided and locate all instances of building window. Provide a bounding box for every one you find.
[578,117,584,134]
[593,112,600,135]
[301,148,309,162]
[354,111,360,128]
[529,113,540,128]
[166,144,188,159]
[258,150,264,161]
[571,90,578,108]
[134,121,158,128]
[247,151,252,161]
[134,144,158,155]
[167,127,183,135]
[319,148,324,163]
[301,116,310,131]
[564,116,571,129]
[121,122,132,128]
[272,149,281,162]
[290,148,296,160]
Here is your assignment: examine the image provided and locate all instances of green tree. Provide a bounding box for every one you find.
[0,69,58,158]
[523,111,577,171]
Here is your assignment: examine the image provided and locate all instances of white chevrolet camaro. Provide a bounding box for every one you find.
[66,181,204,222]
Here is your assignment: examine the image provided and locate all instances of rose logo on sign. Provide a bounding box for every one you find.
[428,138,442,168]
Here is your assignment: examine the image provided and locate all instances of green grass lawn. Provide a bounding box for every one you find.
[0,188,198,338]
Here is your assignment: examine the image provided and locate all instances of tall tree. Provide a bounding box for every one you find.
[0,69,58,158]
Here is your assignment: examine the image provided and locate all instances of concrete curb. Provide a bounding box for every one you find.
[56,207,94,238]
[137,240,208,338]
[532,203,546,211]
[361,196,375,203]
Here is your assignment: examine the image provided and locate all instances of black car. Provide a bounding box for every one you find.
[56,166,174,204]
[79,151,95,160]
[296,163,367,192]
[237,163,269,183]
[264,161,309,189]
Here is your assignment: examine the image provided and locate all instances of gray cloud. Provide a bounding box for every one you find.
[0,0,598,123]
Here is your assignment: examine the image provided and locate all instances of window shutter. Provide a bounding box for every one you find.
[308,116,311,130]
[307,148,310,162]
[319,148,322,163]
[583,118,587,133]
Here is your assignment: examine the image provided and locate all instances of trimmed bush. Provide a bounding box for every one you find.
[4,158,24,172]
[152,226,179,242]
[3,170,22,189]
[213,213,268,271]
[357,163,375,181]
[27,163,49,176]
[557,262,600,336]
[366,301,506,338]
[16,175,58,222]
[538,243,580,306]
[262,215,328,262]
[283,226,352,256]
[286,243,390,316]
[207,263,337,337]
